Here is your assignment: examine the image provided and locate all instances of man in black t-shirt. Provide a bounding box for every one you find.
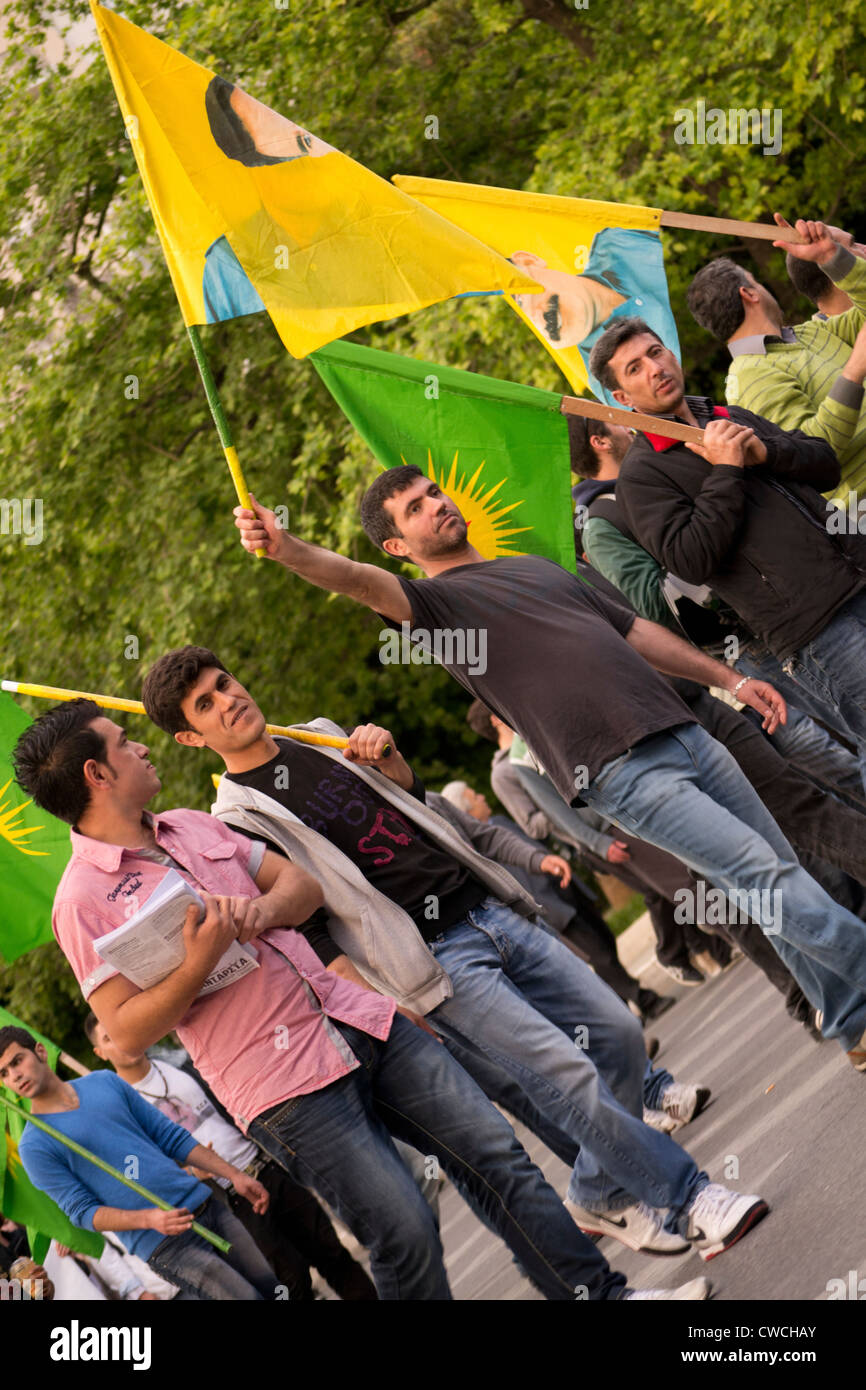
[143,646,768,1264]
[231,472,866,1079]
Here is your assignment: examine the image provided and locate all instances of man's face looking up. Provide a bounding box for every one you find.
[382,477,469,563]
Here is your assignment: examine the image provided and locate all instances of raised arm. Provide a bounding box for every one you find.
[234,494,411,622]
[625,615,786,733]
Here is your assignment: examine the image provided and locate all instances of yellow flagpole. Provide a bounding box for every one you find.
[1,681,361,752]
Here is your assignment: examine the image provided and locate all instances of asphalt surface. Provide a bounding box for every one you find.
[436,945,866,1303]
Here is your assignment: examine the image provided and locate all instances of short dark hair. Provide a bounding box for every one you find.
[466,699,498,744]
[785,253,832,306]
[0,1026,39,1059]
[359,465,425,550]
[83,1013,100,1045]
[205,75,285,168]
[12,699,106,825]
[142,647,229,735]
[687,258,752,341]
[588,317,663,393]
[567,415,610,479]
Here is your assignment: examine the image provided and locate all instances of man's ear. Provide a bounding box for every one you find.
[739,283,760,306]
[82,757,112,793]
[175,729,206,749]
[382,536,410,560]
[34,1042,49,1064]
[589,433,609,452]
[611,388,632,409]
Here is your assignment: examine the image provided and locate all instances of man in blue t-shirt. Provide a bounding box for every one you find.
[0,1025,276,1301]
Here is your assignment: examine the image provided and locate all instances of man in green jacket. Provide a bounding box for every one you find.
[686,217,866,506]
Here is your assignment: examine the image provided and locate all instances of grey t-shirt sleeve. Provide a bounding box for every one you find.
[576,569,639,639]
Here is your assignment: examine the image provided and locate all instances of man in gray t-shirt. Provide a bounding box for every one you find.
[233,464,866,1075]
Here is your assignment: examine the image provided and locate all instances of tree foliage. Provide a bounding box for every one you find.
[1,0,865,1051]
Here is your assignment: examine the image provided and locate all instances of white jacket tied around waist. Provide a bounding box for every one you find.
[211,718,544,1015]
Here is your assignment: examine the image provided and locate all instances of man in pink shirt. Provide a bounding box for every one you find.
[12,698,710,1301]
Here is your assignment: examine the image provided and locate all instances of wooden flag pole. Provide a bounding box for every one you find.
[0,681,388,755]
[560,395,704,445]
[0,1093,231,1254]
[659,210,801,243]
[59,1052,90,1078]
[186,325,266,560]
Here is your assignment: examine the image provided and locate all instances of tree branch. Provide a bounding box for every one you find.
[385,0,438,24]
[518,0,594,57]
[73,257,122,303]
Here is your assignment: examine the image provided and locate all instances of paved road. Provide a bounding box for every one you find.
[436,943,866,1303]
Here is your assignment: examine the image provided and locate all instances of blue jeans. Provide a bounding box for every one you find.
[736,647,866,807]
[249,1013,625,1301]
[584,722,866,1051]
[428,900,707,1219]
[783,590,866,797]
[643,1060,677,1111]
[443,1039,676,1168]
[147,1195,278,1300]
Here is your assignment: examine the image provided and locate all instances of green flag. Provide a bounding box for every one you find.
[311,340,577,572]
[0,692,71,963]
[0,1007,102,1262]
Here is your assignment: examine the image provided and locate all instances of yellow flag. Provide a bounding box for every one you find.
[393,177,677,403]
[91,4,538,357]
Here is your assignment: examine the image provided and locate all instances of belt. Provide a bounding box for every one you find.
[242,1153,268,1181]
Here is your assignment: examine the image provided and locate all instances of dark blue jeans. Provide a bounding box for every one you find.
[428,900,706,1217]
[249,1013,626,1301]
[584,722,866,1050]
[147,1195,279,1300]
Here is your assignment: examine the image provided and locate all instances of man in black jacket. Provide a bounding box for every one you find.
[588,287,866,797]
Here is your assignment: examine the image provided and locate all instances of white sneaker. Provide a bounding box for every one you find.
[566,1198,690,1254]
[624,1276,712,1301]
[685,1183,769,1260]
[661,1082,711,1125]
[642,1106,678,1134]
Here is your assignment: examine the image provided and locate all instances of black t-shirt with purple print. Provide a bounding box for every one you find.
[225,738,485,942]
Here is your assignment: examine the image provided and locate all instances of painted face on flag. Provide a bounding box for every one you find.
[204,75,333,166]
[510,251,626,350]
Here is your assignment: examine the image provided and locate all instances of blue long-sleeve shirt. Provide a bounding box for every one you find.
[19,1071,211,1262]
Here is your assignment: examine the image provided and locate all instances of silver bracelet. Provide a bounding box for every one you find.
[732,676,752,698]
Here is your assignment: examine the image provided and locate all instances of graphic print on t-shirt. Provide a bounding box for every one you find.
[227,740,484,932]
[357,806,414,865]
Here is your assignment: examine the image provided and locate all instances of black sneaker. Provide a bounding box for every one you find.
[639,990,676,1021]
[659,962,705,986]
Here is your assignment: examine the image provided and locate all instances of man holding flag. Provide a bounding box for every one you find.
[11,698,711,1299]
[233,461,866,1073]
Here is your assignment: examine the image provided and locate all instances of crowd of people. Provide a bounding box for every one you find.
[3,213,866,1302]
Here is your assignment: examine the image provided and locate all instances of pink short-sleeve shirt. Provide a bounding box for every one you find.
[54,810,395,1130]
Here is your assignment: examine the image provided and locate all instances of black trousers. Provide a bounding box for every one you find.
[228,1160,377,1301]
